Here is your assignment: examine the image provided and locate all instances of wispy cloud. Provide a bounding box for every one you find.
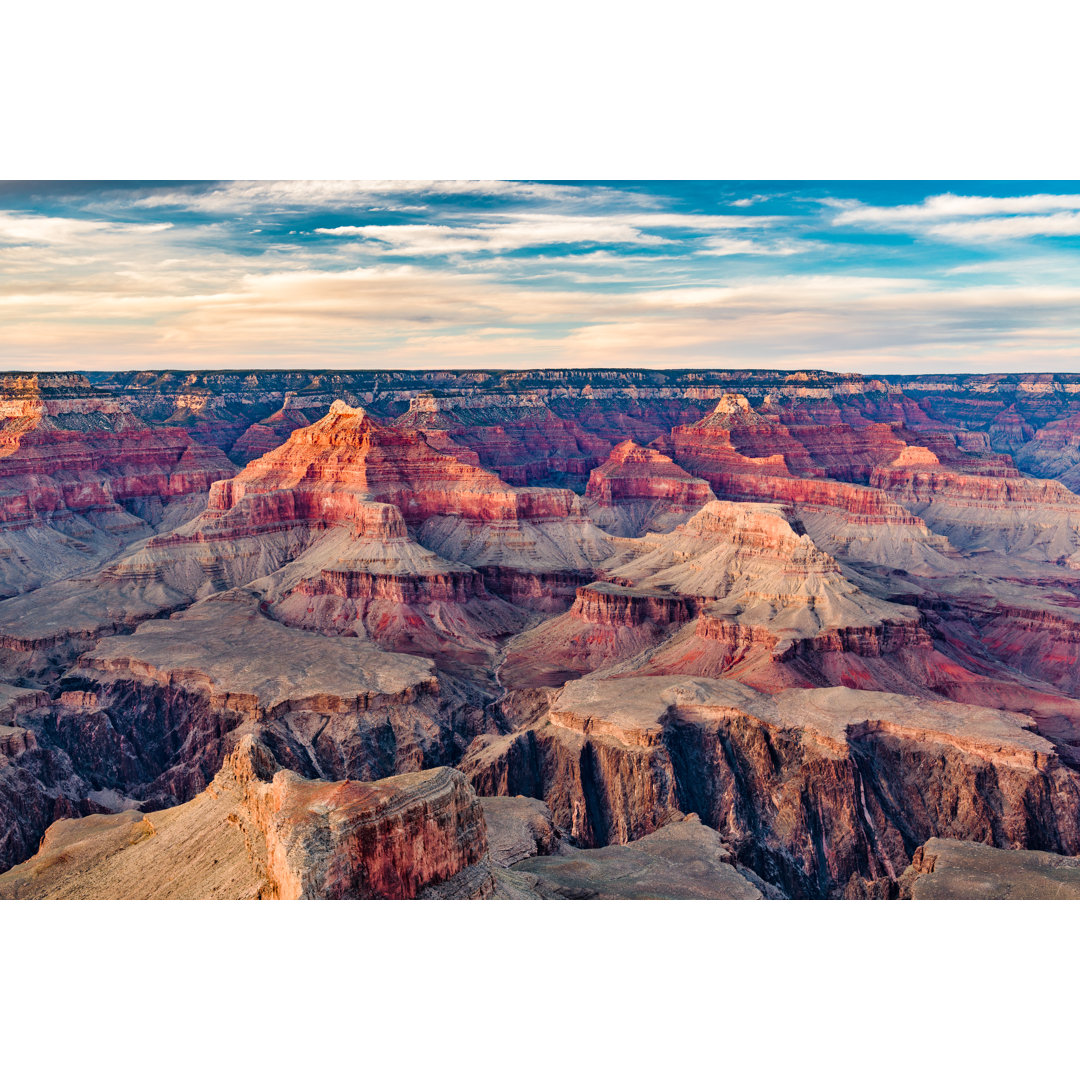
[925,212,1080,241]
[315,211,781,256]
[313,217,671,255]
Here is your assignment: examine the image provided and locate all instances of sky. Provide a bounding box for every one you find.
[3,180,1080,374]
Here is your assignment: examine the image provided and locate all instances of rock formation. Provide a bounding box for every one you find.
[0,737,489,899]
[508,815,764,899]
[499,500,925,690]
[870,445,1080,562]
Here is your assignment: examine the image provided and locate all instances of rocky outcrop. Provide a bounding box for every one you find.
[0,402,613,672]
[870,448,1080,560]
[499,583,696,688]
[265,528,528,675]
[479,795,562,867]
[0,737,489,899]
[500,500,928,690]
[900,837,1080,900]
[510,815,764,899]
[396,391,611,487]
[989,404,1036,455]
[664,409,955,571]
[212,400,582,528]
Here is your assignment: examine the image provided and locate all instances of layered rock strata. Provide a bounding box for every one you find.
[870,445,1080,561]
[500,501,924,690]
[0,376,234,597]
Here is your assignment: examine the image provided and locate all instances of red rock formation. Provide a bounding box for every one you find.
[211,400,581,528]
[500,500,926,690]
[1013,408,1080,490]
[60,590,487,806]
[586,440,713,509]
[230,393,353,463]
[232,738,488,899]
[665,403,927,525]
[584,441,714,535]
[989,403,1036,454]
[0,381,233,524]
[8,367,1080,901]
[499,583,696,688]
[680,394,825,476]
[265,516,529,674]
[870,447,1080,559]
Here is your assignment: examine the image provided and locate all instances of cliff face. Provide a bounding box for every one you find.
[461,677,1080,898]
[499,499,923,690]
[212,400,580,527]
[395,392,611,487]
[70,590,485,800]
[663,406,958,570]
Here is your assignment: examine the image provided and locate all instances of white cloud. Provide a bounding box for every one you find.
[0,212,173,246]
[925,212,1080,241]
[829,194,1080,245]
[314,217,671,255]
[831,193,1080,227]
[6,183,1080,374]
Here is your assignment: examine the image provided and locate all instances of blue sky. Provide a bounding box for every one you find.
[3,180,1080,372]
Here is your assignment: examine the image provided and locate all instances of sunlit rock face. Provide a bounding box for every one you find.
[4,367,1080,900]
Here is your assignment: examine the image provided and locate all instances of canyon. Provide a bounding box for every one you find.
[3,368,1080,899]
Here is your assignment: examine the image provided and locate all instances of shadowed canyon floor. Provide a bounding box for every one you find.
[4,369,1080,898]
